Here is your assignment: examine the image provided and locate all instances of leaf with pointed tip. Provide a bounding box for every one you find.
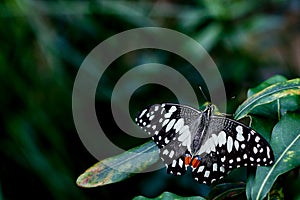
[235,78,300,120]
[248,113,300,200]
[133,191,205,200]
[76,141,159,187]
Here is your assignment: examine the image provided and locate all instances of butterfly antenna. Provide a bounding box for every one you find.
[198,85,209,103]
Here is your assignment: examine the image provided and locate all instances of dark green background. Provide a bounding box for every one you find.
[1,0,299,199]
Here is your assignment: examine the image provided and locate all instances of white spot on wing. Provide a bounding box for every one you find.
[234,140,239,151]
[213,163,218,171]
[221,156,226,162]
[255,136,260,142]
[164,112,172,118]
[266,146,270,158]
[227,136,233,153]
[164,137,169,144]
[220,166,225,173]
[253,146,258,154]
[139,109,147,118]
[174,118,184,133]
[169,106,177,112]
[172,160,177,167]
[149,115,155,121]
[204,170,210,178]
[236,125,245,141]
[162,149,169,155]
[197,166,205,173]
[162,119,169,127]
[166,119,176,132]
[218,131,227,147]
[259,148,263,153]
[241,143,246,149]
[179,159,183,168]
[164,106,177,118]
[169,150,175,158]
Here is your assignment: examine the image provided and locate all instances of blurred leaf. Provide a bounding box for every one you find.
[270,187,284,200]
[178,9,209,31]
[234,78,300,120]
[194,22,223,51]
[202,0,256,20]
[77,141,159,187]
[207,182,246,200]
[133,191,205,200]
[248,113,300,200]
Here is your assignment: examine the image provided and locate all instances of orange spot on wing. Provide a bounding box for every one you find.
[184,155,192,166]
[191,157,201,168]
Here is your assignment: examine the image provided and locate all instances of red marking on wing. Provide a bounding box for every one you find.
[191,157,201,169]
[184,154,192,166]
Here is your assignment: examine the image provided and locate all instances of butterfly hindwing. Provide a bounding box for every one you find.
[203,117,274,167]
[191,116,274,184]
[192,152,228,184]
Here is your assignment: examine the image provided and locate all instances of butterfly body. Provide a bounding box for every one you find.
[135,103,274,184]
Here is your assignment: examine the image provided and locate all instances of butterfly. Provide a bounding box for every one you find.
[135,103,274,184]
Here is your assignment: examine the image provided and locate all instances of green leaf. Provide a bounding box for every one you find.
[247,75,287,98]
[133,191,205,200]
[234,78,300,120]
[248,113,300,200]
[245,174,255,200]
[249,115,276,142]
[76,141,159,187]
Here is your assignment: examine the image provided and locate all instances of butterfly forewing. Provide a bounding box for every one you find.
[135,103,274,185]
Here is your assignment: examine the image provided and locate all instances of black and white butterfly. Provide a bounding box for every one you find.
[135,103,274,184]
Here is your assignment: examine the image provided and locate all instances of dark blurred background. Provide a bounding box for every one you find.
[0,0,299,199]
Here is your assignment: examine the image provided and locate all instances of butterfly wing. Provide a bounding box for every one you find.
[135,103,201,175]
[192,116,274,184]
